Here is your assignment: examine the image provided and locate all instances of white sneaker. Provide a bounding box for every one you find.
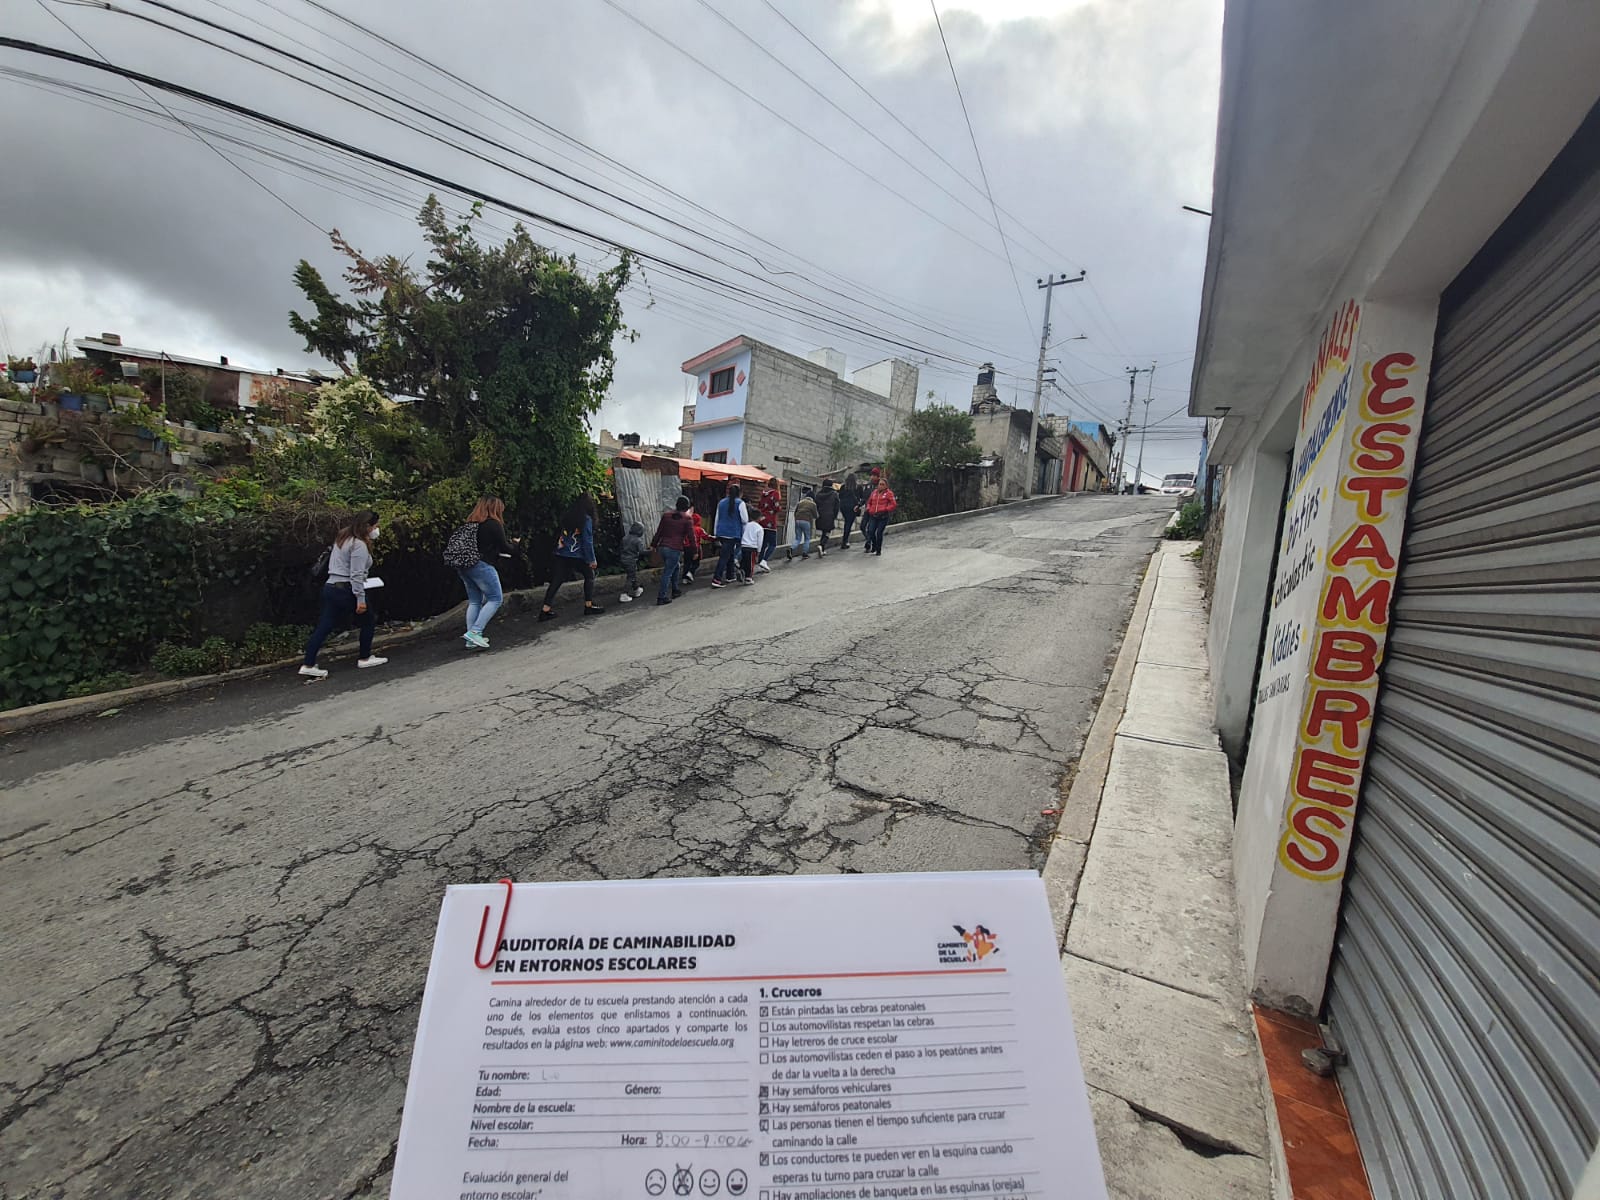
[619,591,633,603]
[357,656,389,669]
[298,665,328,679]
[634,586,645,598]
[756,562,771,574]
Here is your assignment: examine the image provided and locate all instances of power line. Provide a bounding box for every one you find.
[593,0,1022,269]
[36,0,325,233]
[261,0,1011,345]
[54,1,1030,370]
[755,0,1074,270]
[0,37,1036,380]
[927,0,1033,336]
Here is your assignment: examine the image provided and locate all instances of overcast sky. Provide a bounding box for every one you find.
[0,0,1219,482]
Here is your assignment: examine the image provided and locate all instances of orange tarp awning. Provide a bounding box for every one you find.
[616,449,775,484]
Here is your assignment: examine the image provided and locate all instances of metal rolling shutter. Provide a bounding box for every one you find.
[1326,108,1600,1200]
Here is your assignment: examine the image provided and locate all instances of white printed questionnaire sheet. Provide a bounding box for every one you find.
[390,870,1107,1200]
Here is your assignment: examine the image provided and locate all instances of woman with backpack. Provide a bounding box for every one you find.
[539,493,603,620]
[444,496,518,650]
[300,509,387,678]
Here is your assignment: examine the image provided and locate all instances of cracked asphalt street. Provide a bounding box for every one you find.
[0,494,1171,1199]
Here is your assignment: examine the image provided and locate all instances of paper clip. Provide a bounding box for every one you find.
[474,877,514,969]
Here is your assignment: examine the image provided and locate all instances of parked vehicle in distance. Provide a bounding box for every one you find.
[1159,472,1196,498]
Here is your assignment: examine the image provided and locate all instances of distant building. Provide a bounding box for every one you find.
[74,334,319,419]
[678,337,918,475]
[597,428,686,460]
[969,405,1063,499]
[1042,415,1111,492]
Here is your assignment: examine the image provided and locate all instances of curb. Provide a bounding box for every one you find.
[1039,543,1162,949]
[0,493,1084,736]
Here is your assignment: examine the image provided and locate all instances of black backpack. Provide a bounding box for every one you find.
[443,522,480,569]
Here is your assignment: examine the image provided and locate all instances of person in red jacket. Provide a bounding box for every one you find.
[755,480,783,574]
[863,472,897,556]
[684,507,709,584]
[650,496,697,606]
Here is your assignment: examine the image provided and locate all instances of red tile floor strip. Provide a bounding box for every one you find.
[1253,1005,1375,1200]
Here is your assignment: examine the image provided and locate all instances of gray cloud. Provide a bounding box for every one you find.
[0,0,1218,479]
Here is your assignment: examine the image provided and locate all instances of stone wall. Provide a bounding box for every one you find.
[0,398,233,515]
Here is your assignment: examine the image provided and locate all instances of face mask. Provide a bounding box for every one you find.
[370,526,381,540]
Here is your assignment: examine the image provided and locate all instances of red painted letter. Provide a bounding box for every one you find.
[1354,421,1411,472]
[1306,689,1373,752]
[1286,805,1348,873]
[1321,576,1392,625]
[1346,475,1410,519]
[1368,352,1417,416]
[1294,747,1362,807]
[1330,523,1396,570]
[1314,631,1381,682]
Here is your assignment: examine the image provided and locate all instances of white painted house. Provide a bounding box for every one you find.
[678,337,917,475]
[1192,2,1600,1196]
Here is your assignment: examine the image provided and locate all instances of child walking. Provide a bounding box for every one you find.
[740,512,764,584]
[618,521,647,603]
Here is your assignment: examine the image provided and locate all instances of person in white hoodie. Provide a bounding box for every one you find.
[300,510,388,678]
[739,513,764,584]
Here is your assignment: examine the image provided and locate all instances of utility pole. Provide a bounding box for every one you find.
[1114,364,1153,491]
[1133,360,1156,493]
[1026,270,1085,498]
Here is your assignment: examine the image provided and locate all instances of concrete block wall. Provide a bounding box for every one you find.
[744,345,917,474]
[0,397,233,515]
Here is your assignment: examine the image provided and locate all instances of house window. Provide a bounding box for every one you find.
[701,451,729,463]
[709,366,736,397]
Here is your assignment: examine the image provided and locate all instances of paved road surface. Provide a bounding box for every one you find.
[0,495,1171,1199]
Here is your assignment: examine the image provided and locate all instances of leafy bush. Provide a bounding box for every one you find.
[239,622,310,663]
[152,638,232,677]
[65,672,135,698]
[1165,499,1206,540]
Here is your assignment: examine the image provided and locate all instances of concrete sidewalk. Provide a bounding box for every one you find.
[1045,540,1275,1198]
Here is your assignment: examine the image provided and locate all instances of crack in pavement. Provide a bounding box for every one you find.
[0,497,1171,1199]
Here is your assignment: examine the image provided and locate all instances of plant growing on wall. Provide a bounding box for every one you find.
[288,196,633,527]
[827,416,865,470]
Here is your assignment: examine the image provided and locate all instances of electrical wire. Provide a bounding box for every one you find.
[927,0,1034,336]
[0,37,1044,381]
[34,0,325,233]
[43,2,1033,371]
[594,0,1022,268]
[755,0,1076,271]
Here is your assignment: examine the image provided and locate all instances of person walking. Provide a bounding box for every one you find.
[838,473,861,549]
[539,493,603,620]
[650,495,695,606]
[618,521,647,603]
[814,480,839,555]
[684,504,708,585]
[442,496,518,649]
[786,487,818,561]
[755,478,782,573]
[863,472,898,556]
[740,510,764,583]
[710,483,749,589]
[300,509,387,677]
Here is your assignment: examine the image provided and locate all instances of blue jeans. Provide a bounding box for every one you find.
[863,514,888,552]
[840,510,857,546]
[791,520,812,555]
[657,547,681,600]
[458,560,503,634]
[303,583,375,665]
[714,537,740,582]
[760,528,778,563]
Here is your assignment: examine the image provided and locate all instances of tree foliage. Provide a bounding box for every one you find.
[289,197,633,524]
[884,404,982,483]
